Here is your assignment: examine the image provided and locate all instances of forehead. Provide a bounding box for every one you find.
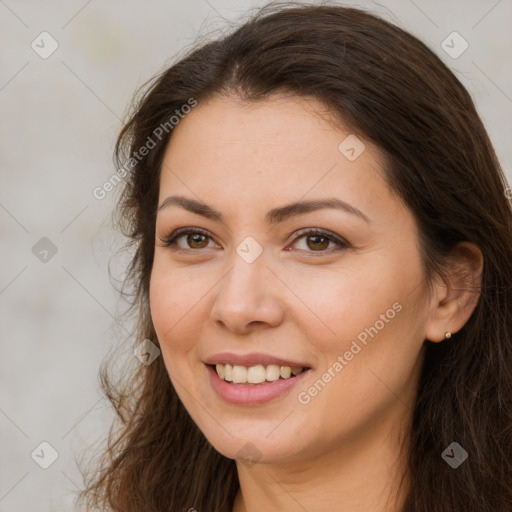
[164,93,349,163]
[157,94,400,226]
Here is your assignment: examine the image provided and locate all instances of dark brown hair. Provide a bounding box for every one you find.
[78,2,512,511]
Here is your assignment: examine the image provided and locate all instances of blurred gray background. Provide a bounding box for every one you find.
[1,1,511,510]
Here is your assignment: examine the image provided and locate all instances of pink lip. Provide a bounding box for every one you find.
[206,364,312,405]
[203,352,311,368]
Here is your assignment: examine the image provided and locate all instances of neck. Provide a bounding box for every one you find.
[232,405,412,512]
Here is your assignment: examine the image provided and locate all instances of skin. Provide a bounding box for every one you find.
[149,94,483,511]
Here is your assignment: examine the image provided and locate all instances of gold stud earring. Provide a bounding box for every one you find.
[445,332,452,340]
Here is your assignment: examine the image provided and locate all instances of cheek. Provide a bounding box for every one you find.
[149,260,201,352]
[289,251,425,401]
[282,254,415,353]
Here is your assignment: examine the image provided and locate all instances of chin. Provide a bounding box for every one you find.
[198,422,307,465]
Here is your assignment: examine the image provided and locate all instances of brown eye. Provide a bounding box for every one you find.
[161,227,349,255]
[187,233,209,249]
[160,228,216,250]
[306,234,330,251]
[291,229,348,254]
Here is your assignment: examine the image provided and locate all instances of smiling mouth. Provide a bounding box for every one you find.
[209,363,310,385]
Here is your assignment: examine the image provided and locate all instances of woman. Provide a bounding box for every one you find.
[78,3,512,511]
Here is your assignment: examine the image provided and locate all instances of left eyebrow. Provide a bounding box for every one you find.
[266,197,371,224]
[157,195,371,224]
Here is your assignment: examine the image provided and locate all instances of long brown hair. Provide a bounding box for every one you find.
[78,2,512,510]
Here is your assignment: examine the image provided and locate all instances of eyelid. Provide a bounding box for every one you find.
[158,226,350,253]
[289,227,349,249]
[159,226,218,249]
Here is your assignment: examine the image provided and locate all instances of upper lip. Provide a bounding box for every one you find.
[204,352,311,369]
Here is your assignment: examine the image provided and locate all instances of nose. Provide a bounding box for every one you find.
[210,248,285,334]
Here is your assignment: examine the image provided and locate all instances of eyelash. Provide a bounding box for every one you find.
[159,227,350,255]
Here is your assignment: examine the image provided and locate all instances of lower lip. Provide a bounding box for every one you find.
[206,365,312,405]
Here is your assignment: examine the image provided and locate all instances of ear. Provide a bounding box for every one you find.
[424,242,483,343]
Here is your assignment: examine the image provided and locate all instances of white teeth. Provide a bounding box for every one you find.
[266,364,280,381]
[232,365,247,384]
[247,365,266,384]
[280,366,291,379]
[214,363,306,384]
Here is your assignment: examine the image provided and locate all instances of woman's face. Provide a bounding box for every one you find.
[150,94,433,464]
